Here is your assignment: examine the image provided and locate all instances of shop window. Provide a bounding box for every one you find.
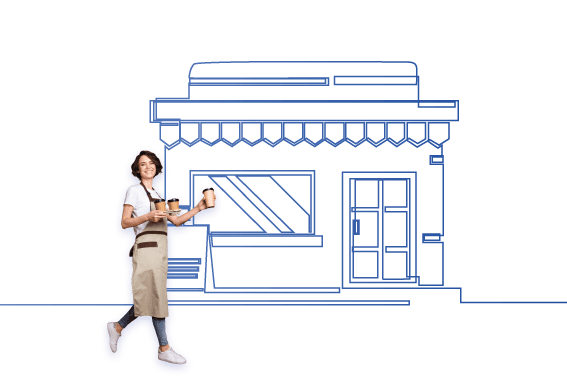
[191,171,314,235]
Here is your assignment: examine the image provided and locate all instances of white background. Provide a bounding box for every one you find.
[1,0,566,387]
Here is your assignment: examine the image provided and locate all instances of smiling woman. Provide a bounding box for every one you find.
[131,150,163,180]
[106,150,211,365]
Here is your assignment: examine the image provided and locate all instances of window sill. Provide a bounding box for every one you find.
[211,234,323,247]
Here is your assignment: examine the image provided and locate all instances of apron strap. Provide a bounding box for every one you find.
[140,182,163,204]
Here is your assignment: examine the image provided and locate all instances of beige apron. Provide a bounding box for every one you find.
[130,183,169,318]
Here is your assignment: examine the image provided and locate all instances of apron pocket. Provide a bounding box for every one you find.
[137,241,158,249]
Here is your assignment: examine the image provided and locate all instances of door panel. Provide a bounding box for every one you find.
[383,252,408,280]
[383,212,407,247]
[353,251,379,278]
[383,180,407,207]
[352,212,379,247]
[354,180,379,208]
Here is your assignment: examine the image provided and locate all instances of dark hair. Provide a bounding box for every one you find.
[131,151,163,179]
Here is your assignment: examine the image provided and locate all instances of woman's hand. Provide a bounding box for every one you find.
[197,197,207,211]
[197,194,216,212]
[148,210,167,222]
[168,195,215,227]
[122,204,166,229]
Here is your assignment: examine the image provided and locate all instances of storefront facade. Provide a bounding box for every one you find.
[150,61,459,302]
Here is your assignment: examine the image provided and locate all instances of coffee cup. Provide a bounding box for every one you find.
[154,199,166,211]
[203,188,215,208]
[168,198,179,210]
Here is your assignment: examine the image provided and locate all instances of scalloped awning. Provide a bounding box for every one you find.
[156,120,451,149]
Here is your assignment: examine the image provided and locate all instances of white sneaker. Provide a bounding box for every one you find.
[158,347,186,364]
[107,322,121,353]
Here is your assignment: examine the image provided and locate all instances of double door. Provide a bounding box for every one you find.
[342,173,415,287]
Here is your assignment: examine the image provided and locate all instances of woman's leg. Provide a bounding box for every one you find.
[152,317,169,350]
[108,306,137,353]
[116,305,137,333]
[153,318,185,364]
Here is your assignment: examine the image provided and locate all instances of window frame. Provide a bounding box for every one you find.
[190,170,316,236]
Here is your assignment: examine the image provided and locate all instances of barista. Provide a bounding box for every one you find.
[106,150,213,364]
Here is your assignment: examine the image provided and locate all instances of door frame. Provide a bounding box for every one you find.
[341,171,417,288]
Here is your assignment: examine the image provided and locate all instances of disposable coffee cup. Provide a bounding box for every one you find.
[203,188,215,208]
[168,198,179,210]
[154,199,166,211]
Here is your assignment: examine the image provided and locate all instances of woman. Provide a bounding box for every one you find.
[107,150,210,364]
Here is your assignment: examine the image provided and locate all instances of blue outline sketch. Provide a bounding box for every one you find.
[14,61,567,308]
[159,62,457,304]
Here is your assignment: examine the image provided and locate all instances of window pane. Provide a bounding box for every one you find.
[240,176,311,233]
[193,172,312,233]
[193,175,263,233]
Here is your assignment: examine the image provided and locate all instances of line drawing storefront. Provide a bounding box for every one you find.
[149,61,458,305]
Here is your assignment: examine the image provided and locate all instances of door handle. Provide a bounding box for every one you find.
[353,219,360,235]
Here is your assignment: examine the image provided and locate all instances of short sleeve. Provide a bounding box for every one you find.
[124,186,139,207]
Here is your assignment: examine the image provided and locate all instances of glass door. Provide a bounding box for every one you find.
[349,178,411,283]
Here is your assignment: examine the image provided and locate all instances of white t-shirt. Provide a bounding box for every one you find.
[124,184,165,236]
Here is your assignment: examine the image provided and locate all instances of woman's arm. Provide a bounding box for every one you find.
[166,197,207,227]
[121,204,167,229]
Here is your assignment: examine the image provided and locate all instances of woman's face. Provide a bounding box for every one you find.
[138,155,156,180]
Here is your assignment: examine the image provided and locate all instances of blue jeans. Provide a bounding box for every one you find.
[117,306,168,346]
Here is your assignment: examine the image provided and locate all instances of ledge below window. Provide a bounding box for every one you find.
[211,234,323,247]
